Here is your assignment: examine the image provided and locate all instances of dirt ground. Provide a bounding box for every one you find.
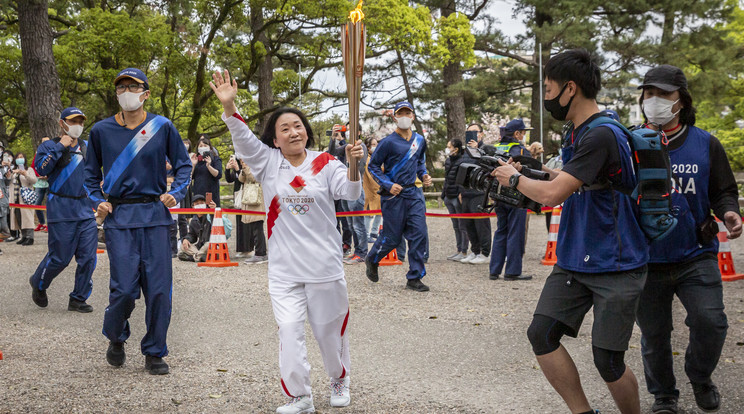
[1,212,743,413]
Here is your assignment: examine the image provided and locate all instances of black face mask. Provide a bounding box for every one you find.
[544,83,575,121]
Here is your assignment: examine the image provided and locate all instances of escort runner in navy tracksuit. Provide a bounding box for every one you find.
[366,101,433,292]
[29,107,97,312]
[634,65,742,414]
[490,119,533,281]
[493,49,649,413]
[85,68,191,375]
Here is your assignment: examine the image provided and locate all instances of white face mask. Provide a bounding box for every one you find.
[194,203,206,209]
[117,91,146,112]
[198,147,210,156]
[643,96,680,126]
[395,115,413,130]
[444,147,451,156]
[64,121,84,139]
[369,145,376,153]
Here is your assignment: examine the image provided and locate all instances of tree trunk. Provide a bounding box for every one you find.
[530,9,553,142]
[659,9,676,63]
[18,0,62,147]
[440,2,466,144]
[251,3,273,134]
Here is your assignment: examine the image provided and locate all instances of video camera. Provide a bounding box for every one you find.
[455,147,549,213]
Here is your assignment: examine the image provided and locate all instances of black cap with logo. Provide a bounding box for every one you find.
[638,65,688,92]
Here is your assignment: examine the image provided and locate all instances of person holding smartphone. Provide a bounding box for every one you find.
[458,123,492,265]
[211,69,362,413]
[8,151,37,245]
[190,135,222,207]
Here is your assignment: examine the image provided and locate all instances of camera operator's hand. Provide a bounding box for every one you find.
[508,158,523,172]
[492,159,519,187]
[724,211,742,239]
[422,174,433,187]
[390,183,403,195]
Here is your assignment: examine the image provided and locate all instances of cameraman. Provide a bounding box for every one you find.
[459,123,492,264]
[493,49,648,414]
[489,119,532,281]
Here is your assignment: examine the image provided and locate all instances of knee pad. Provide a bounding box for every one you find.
[592,346,626,382]
[527,315,568,356]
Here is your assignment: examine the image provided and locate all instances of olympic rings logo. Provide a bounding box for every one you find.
[287,204,310,215]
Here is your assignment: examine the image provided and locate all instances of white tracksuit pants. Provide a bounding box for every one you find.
[269,278,351,398]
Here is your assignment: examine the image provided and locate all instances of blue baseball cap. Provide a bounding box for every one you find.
[114,68,149,90]
[394,101,414,114]
[504,119,532,134]
[60,107,87,121]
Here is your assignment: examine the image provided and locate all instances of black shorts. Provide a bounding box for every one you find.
[534,265,647,351]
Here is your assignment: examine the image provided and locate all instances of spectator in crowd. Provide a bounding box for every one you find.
[459,123,492,264]
[177,194,216,262]
[225,154,250,257]
[166,159,180,257]
[213,69,359,413]
[85,68,191,375]
[190,135,222,207]
[442,138,469,261]
[366,101,433,292]
[362,137,381,241]
[8,151,37,245]
[1,149,15,240]
[490,119,533,281]
[32,137,50,232]
[330,124,369,265]
[29,107,97,312]
[635,65,742,414]
[237,162,268,264]
[177,138,194,243]
[0,159,9,254]
[493,49,648,414]
[328,124,354,257]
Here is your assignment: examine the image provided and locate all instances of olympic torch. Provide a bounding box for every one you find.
[342,0,365,179]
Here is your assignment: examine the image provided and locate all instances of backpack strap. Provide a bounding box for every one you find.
[573,116,633,194]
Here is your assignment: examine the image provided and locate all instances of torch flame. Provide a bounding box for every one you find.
[349,0,364,24]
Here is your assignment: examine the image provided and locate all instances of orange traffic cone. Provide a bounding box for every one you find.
[198,208,238,267]
[716,219,744,282]
[541,207,561,266]
[377,225,403,266]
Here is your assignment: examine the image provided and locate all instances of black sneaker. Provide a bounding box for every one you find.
[68,298,93,313]
[29,276,48,308]
[489,274,500,280]
[365,257,379,283]
[691,381,720,412]
[106,342,126,367]
[504,274,533,281]
[406,278,429,292]
[651,396,678,413]
[21,238,34,246]
[16,237,27,244]
[145,356,170,375]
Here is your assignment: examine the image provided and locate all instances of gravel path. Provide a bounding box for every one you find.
[1,212,743,413]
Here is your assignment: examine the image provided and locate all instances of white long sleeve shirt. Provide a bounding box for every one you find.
[223,112,362,283]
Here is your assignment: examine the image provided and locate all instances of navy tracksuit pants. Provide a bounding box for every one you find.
[102,225,172,357]
[368,194,427,280]
[30,218,97,302]
[489,205,527,276]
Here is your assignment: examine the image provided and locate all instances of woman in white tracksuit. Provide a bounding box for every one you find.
[211,70,362,414]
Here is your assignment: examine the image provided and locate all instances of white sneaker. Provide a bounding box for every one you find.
[276,395,315,414]
[330,377,350,407]
[447,252,464,261]
[460,253,476,263]
[469,254,488,264]
[244,255,268,264]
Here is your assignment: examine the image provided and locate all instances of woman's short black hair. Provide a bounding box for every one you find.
[449,138,463,154]
[544,48,602,99]
[260,107,315,149]
[638,87,697,126]
[364,136,377,148]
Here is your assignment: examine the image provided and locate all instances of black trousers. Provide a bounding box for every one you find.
[461,194,492,255]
